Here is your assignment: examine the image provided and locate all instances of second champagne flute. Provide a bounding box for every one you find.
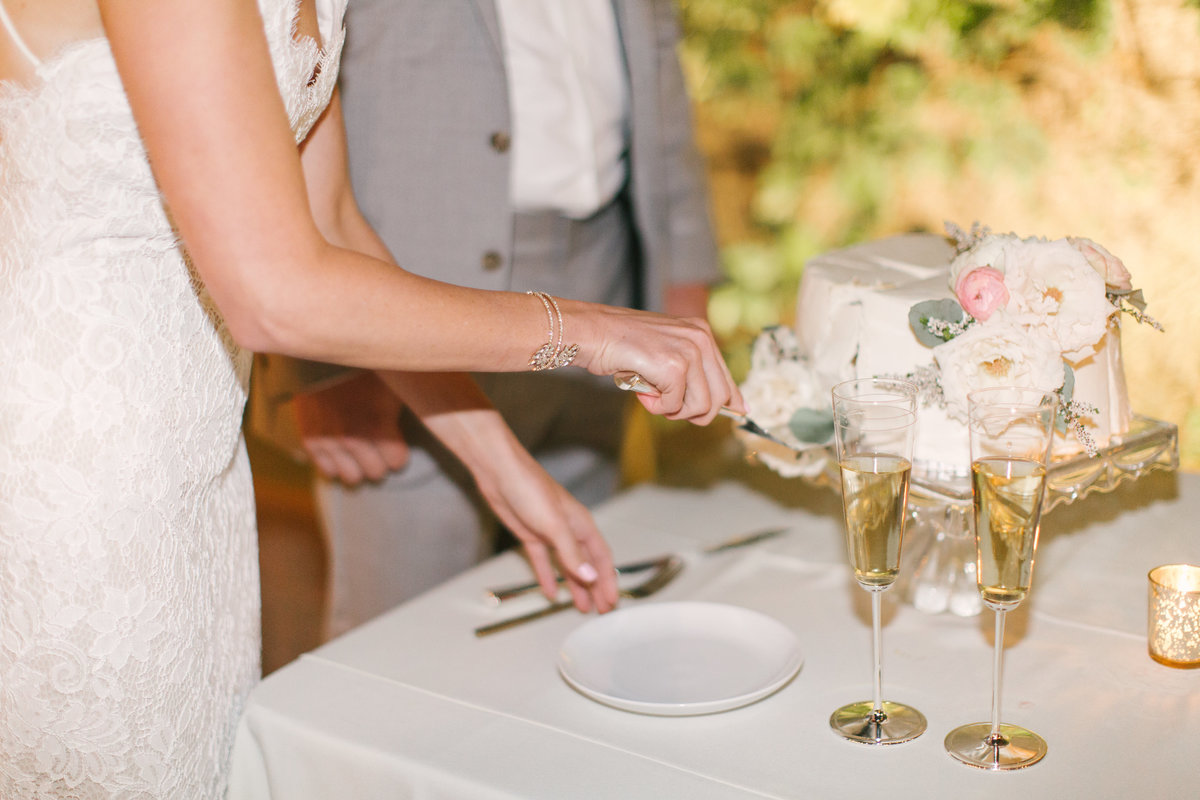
[945,386,1057,770]
[829,378,926,745]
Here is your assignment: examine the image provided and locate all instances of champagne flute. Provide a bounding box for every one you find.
[945,387,1058,770]
[829,378,926,745]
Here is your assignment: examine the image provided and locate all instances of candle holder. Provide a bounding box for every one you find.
[1148,564,1200,668]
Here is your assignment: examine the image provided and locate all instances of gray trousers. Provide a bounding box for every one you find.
[319,198,637,638]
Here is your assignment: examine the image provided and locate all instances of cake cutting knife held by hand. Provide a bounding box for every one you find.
[611,370,795,448]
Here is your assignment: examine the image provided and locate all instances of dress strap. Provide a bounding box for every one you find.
[0,1,41,67]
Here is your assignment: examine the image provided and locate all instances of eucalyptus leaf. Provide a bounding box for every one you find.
[908,299,966,348]
[1060,363,1075,404]
[1055,363,1076,433]
[788,406,835,444]
[1124,288,1148,312]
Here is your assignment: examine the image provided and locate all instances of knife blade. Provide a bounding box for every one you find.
[702,526,788,554]
[481,526,789,606]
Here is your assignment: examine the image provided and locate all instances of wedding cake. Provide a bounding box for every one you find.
[741,225,1153,481]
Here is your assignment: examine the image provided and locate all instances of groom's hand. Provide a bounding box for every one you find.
[292,371,410,485]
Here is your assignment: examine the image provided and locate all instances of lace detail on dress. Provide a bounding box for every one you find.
[263,0,346,143]
[0,1,344,797]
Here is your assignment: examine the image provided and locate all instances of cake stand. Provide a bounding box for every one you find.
[739,415,1179,616]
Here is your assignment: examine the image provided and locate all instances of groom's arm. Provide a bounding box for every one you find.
[247,88,399,474]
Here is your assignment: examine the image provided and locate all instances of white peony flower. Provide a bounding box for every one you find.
[741,327,824,426]
[739,327,833,479]
[999,238,1113,357]
[748,325,800,371]
[933,317,1065,422]
[740,359,825,431]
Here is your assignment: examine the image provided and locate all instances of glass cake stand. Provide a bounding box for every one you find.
[739,415,1179,616]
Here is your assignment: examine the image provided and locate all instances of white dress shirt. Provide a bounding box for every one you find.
[494,0,630,219]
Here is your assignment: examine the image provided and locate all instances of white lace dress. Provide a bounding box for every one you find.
[0,1,344,796]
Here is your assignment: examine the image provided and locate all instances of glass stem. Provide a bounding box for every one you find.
[871,589,883,714]
[989,608,1006,740]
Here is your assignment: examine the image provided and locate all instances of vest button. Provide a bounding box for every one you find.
[481,251,503,271]
[489,131,511,153]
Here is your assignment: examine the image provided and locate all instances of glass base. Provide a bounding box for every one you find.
[829,701,926,745]
[944,722,1047,769]
[1149,650,1200,669]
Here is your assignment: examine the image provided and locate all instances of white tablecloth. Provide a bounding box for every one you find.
[230,468,1200,799]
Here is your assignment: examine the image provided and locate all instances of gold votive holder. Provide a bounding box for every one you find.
[1148,564,1200,668]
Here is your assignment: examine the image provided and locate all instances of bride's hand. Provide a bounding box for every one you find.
[566,302,745,425]
[472,443,619,615]
[374,371,618,614]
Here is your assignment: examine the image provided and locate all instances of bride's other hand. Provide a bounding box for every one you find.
[471,438,618,614]
[292,372,409,485]
[376,371,619,614]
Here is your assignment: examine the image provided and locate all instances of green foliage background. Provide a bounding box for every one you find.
[673,0,1200,470]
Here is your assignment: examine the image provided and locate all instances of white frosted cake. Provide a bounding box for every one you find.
[742,229,1143,481]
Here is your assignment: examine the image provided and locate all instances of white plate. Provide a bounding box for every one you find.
[557,601,803,716]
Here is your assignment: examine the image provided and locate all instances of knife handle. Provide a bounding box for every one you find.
[612,371,744,423]
[484,556,665,606]
[484,580,556,606]
[474,600,574,637]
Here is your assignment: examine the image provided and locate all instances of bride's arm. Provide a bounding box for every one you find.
[288,90,618,610]
[381,371,621,614]
[96,0,741,424]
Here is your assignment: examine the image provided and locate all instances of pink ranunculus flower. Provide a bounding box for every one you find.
[953,266,1009,321]
[1068,236,1133,292]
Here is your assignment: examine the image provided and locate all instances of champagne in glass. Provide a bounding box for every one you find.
[972,457,1046,609]
[841,454,911,589]
[829,379,926,745]
[946,387,1057,770]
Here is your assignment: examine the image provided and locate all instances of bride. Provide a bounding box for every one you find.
[0,0,741,795]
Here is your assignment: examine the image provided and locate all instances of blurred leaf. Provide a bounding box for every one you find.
[743,290,786,331]
[778,224,823,279]
[722,242,784,293]
[752,165,805,225]
[707,284,744,339]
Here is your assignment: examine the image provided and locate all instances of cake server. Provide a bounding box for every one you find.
[611,370,795,448]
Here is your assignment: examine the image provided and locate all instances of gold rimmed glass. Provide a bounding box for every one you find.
[828,378,926,745]
[945,387,1057,769]
[1147,564,1200,667]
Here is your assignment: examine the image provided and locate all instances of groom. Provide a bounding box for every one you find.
[253,0,721,637]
